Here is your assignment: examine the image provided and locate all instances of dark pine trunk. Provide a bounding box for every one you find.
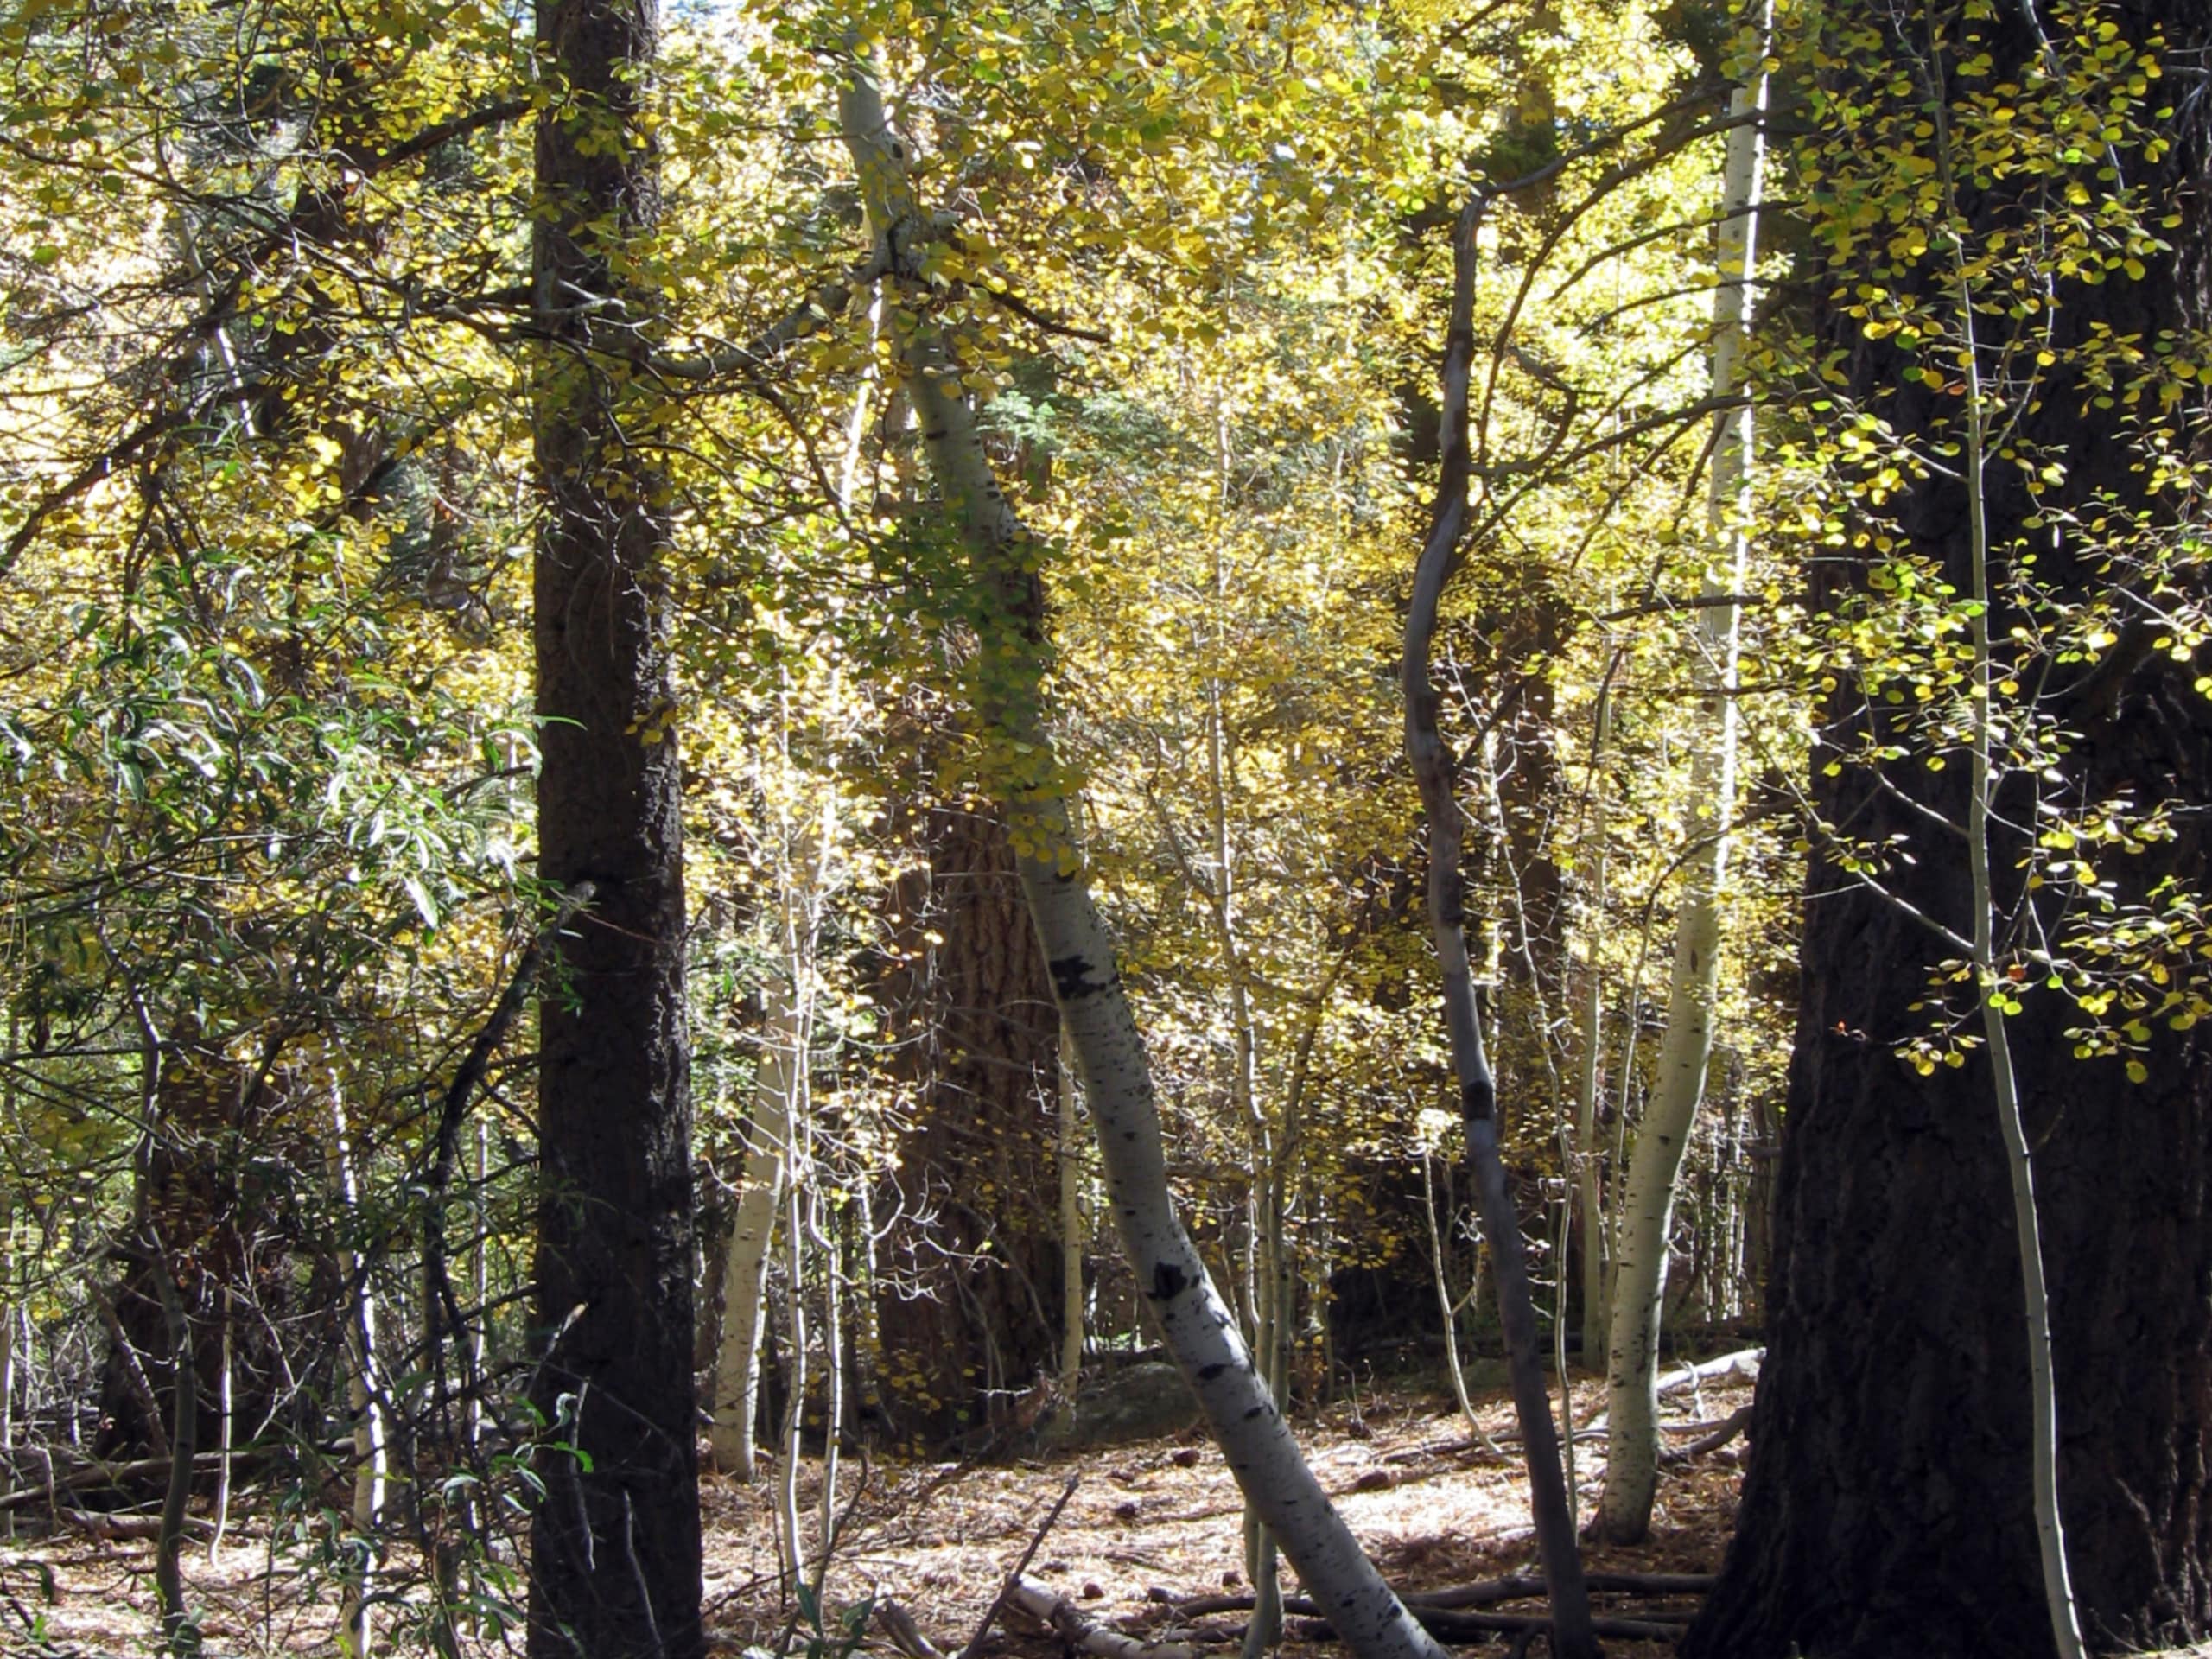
[874,795,1064,1448]
[527,0,700,1651]
[1687,6,2212,1656]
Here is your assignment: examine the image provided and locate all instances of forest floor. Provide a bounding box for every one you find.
[702,1369,1745,1659]
[0,1368,1752,1656]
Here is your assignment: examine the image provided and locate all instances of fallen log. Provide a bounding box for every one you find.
[1294,1611,1690,1644]
[0,1439,346,1512]
[1007,1578,1196,1659]
[55,1507,217,1542]
[1583,1347,1762,1433]
[1172,1571,1716,1620]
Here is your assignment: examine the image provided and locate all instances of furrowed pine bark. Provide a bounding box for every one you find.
[1402,194,1595,1659]
[527,0,701,1649]
[1596,27,1767,1545]
[1687,4,2212,1654]
[836,52,1446,1659]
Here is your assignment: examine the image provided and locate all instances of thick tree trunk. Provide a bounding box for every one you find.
[1687,6,2212,1654]
[874,795,1064,1447]
[526,0,701,1649]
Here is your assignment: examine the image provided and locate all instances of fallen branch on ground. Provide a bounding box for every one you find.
[1582,1346,1762,1432]
[0,1441,346,1512]
[1293,1610,1690,1643]
[876,1600,947,1659]
[1171,1571,1716,1619]
[1659,1403,1752,1465]
[1007,1578,1197,1659]
[55,1507,217,1542]
[959,1477,1080,1659]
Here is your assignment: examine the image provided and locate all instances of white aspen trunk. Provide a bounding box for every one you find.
[0,1219,12,1456]
[1058,1027,1086,1402]
[2,1015,14,1454]
[711,977,798,1478]
[810,1173,842,1599]
[836,55,1446,1659]
[330,1088,385,1659]
[1574,682,1614,1370]
[776,1156,808,1598]
[465,1119,488,1523]
[207,1289,232,1560]
[1596,36,1767,1546]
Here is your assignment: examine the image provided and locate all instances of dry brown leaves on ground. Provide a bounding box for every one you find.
[0,1374,1755,1657]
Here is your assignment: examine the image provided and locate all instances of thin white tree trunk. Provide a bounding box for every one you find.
[1574,679,1614,1370]
[1058,1027,1085,1402]
[1422,1148,1501,1455]
[836,54,1446,1659]
[1597,34,1767,1544]
[777,1146,808,1598]
[1936,74,2087,1659]
[810,1174,842,1599]
[207,1289,232,1560]
[711,978,798,1478]
[330,1087,385,1658]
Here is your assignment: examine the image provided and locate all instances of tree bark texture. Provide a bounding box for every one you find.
[1687,7,2212,1654]
[874,796,1065,1448]
[96,1027,293,1465]
[527,0,701,1649]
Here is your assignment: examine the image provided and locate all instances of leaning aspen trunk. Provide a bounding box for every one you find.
[711,976,799,1478]
[836,54,1445,1659]
[1597,37,1766,1546]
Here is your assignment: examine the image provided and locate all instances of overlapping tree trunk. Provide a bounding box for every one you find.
[833,51,1446,1659]
[1402,191,1595,1659]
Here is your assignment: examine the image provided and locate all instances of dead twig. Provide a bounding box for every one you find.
[959,1474,1079,1659]
[1660,1403,1753,1465]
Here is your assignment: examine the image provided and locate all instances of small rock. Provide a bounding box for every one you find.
[1113,1500,1142,1522]
[1081,1582,1106,1601]
[1351,1469,1393,1492]
[1170,1447,1202,1468]
[1221,1570,1242,1588]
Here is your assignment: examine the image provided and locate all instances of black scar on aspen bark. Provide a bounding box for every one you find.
[1198,1363,1227,1381]
[1149,1262,1187,1301]
[1461,1077,1496,1122]
[1050,953,1114,999]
